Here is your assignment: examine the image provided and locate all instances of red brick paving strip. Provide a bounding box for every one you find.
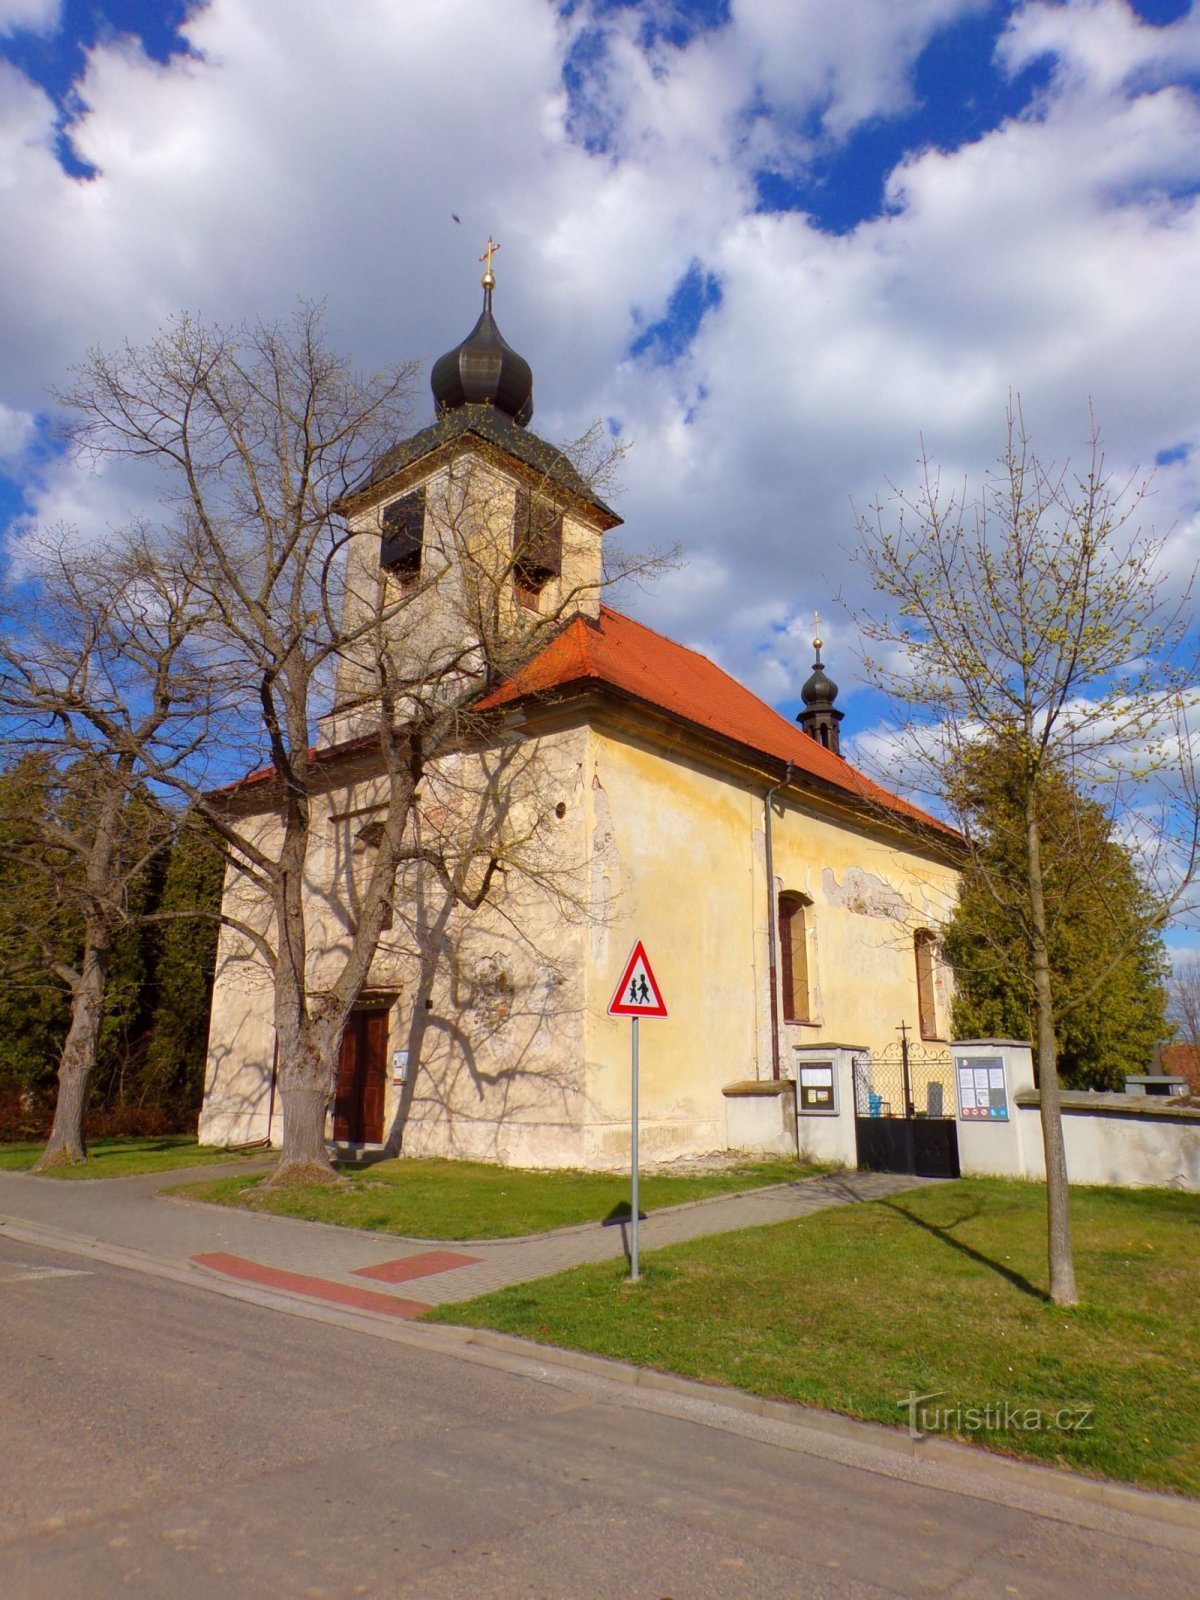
[351,1249,480,1284]
[192,1252,430,1318]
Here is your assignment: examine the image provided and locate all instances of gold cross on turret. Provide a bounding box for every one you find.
[479,236,501,286]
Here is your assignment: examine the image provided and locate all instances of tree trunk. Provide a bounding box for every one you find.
[33,938,111,1171]
[263,968,338,1186]
[1026,800,1079,1307]
[268,1072,337,1186]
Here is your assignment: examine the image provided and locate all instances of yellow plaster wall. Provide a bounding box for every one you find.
[200,705,959,1170]
[579,722,959,1166]
[771,798,957,1054]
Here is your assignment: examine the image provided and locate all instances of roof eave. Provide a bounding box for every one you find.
[492,675,962,854]
[340,418,622,530]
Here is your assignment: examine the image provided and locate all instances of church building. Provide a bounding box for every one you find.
[198,257,960,1170]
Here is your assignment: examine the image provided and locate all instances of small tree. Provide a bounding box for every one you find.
[0,531,213,1166]
[61,306,642,1183]
[940,740,1169,1090]
[1165,955,1200,1092]
[854,406,1198,1305]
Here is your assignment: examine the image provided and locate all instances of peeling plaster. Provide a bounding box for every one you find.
[822,865,911,923]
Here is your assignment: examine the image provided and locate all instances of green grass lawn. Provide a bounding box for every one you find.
[172,1156,816,1238]
[429,1177,1200,1497]
[0,1135,255,1178]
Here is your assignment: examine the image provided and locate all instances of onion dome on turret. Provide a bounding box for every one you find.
[797,625,844,756]
[430,238,533,427]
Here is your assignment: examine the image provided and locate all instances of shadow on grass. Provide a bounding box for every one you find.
[879,1196,1048,1302]
[93,1137,194,1154]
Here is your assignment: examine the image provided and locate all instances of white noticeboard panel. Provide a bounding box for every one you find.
[955,1055,1009,1121]
[798,1062,837,1114]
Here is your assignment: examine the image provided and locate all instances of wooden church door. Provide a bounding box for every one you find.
[333,1008,389,1143]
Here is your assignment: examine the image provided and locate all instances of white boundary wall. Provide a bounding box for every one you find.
[953,1040,1200,1192]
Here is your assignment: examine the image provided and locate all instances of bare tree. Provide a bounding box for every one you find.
[852,405,1199,1306]
[0,529,214,1167]
[1167,955,1200,1055]
[60,306,645,1183]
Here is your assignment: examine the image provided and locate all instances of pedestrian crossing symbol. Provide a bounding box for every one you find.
[608,940,668,1017]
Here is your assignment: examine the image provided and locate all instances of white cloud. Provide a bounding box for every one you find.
[0,0,1197,722]
[0,399,34,461]
[0,0,59,38]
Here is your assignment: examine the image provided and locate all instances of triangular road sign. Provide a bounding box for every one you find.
[608,939,668,1017]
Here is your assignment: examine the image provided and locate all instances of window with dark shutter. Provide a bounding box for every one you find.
[915,929,938,1039]
[380,488,425,580]
[513,487,563,609]
[778,892,811,1023]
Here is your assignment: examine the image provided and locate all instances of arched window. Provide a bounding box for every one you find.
[778,892,812,1023]
[914,929,938,1039]
[380,487,425,584]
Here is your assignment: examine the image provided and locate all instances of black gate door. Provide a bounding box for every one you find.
[853,1046,960,1179]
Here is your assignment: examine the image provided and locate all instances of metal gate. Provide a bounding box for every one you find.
[853,1037,960,1179]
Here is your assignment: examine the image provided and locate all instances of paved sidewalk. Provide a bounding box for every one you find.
[0,1163,933,1318]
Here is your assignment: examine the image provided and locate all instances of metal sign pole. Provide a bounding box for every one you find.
[630,1014,640,1282]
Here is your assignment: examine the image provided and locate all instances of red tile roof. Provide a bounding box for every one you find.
[480,606,954,838]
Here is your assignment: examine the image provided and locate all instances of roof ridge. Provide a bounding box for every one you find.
[597,602,832,752]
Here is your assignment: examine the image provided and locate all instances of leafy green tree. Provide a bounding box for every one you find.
[0,757,75,1129]
[0,766,226,1139]
[940,742,1169,1091]
[143,822,224,1115]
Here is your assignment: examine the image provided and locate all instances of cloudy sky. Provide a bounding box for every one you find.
[1,3,1197,748]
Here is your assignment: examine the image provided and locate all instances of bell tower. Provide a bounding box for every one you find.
[323,247,621,746]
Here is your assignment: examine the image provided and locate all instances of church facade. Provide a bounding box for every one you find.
[197,265,960,1169]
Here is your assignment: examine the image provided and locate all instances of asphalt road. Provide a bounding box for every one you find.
[1,1232,1197,1599]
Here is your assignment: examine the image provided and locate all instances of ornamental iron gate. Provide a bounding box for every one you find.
[853,1036,960,1180]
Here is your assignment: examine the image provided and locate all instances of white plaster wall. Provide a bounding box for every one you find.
[326,452,605,747]
[198,825,282,1147]
[1018,1106,1200,1192]
[793,1047,862,1168]
[953,1043,1037,1180]
[200,724,595,1162]
[724,1087,797,1156]
[953,1041,1200,1191]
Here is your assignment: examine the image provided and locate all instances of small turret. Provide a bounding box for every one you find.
[797,624,844,755]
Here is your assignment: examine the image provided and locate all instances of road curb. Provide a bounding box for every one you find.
[4,1207,1196,1536]
[452,1325,1200,1531]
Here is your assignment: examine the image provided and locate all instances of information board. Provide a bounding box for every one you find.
[954,1055,1009,1121]
[798,1062,836,1114]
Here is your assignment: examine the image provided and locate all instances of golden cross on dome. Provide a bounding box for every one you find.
[479,236,501,284]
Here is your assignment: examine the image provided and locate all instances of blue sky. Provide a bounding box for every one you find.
[1,0,1199,947]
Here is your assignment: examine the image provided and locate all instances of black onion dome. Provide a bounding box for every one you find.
[801,648,839,708]
[431,281,534,427]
